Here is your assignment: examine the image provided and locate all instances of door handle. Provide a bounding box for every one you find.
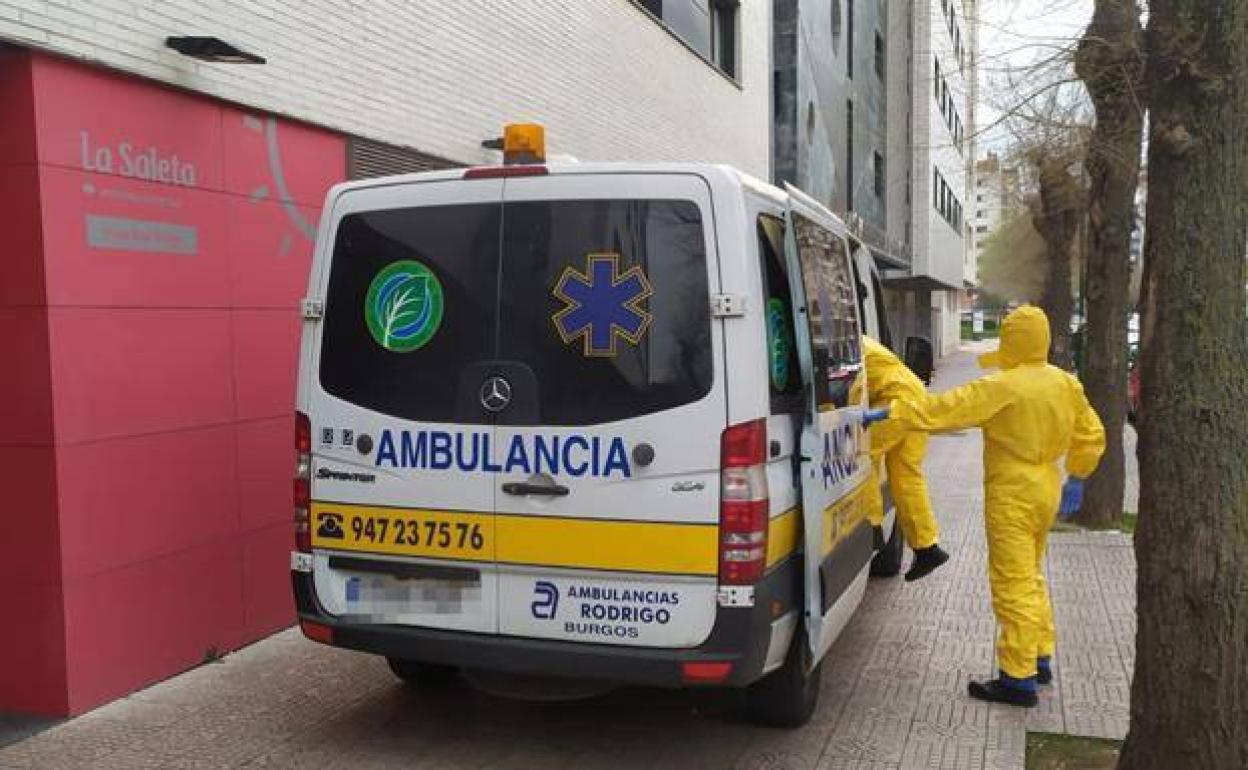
[502,482,570,497]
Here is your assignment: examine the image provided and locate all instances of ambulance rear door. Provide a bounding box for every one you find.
[781,185,873,658]
[491,171,725,648]
[306,177,503,634]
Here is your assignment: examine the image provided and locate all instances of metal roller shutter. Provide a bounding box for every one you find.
[347,136,460,179]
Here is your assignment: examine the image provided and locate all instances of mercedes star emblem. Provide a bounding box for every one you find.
[479,376,512,412]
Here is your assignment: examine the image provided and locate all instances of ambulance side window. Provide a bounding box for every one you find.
[791,214,862,410]
[757,215,802,414]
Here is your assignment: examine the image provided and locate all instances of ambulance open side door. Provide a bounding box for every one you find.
[782,185,871,658]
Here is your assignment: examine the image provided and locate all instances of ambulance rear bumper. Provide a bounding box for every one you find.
[291,559,799,689]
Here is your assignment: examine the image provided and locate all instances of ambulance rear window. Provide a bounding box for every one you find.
[317,196,712,426]
[497,198,712,426]
[319,203,500,425]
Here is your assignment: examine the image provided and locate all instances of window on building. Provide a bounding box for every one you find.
[874,151,884,198]
[846,0,854,79]
[846,99,855,210]
[632,0,738,79]
[874,32,885,79]
[710,0,738,78]
[977,225,988,234]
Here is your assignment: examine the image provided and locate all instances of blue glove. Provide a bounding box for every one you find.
[862,407,891,427]
[1059,477,1085,518]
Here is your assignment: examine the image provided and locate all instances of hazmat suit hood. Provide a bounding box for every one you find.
[977,305,1051,370]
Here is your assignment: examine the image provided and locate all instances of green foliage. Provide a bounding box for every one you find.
[978,211,1049,304]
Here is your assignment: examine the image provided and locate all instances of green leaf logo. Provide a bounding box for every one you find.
[364,260,444,353]
[767,297,791,390]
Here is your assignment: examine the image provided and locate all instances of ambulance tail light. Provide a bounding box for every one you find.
[300,619,334,646]
[719,419,769,586]
[294,411,312,553]
[682,661,733,684]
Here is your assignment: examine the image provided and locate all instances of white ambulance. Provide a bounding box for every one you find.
[292,126,925,726]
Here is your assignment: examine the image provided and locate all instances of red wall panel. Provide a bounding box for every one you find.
[0,48,67,720]
[47,308,236,444]
[226,197,321,309]
[3,51,346,717]
[0,446,61,585]
[55,425,240,581]
[236,415,294,534]
[0,308,55,446]
[32,54,225,187]
[38,166,233,308]
[61,538,244,714]
[232,310,302,421]
[1,583,68,716]
[222,105,343,207]
[0,49,36,166]
[0,164,47,308]
[241,522,298,642]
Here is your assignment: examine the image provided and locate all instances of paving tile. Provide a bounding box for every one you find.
[0,346,1139,769]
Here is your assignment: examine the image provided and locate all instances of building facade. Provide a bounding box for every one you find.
[0,0,770,717]
[973,151,1023,268]
[774,0,976,356]
[905,0,975,355]
[773,0,898,262]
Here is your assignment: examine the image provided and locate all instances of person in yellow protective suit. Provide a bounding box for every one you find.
[863,306,1105,707]
[862,336,949,581]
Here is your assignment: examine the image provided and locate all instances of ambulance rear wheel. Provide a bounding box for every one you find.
[386,657,459,687]
[745,629,822,728]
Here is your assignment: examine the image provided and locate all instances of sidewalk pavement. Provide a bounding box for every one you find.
[0,344,1136,770]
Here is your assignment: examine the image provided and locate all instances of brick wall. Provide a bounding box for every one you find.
[0,0,771,177]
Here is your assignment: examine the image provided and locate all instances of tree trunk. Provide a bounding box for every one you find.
[1117,0,1248,767]
[1032,157,1082,368]
[1072,0,1145,528]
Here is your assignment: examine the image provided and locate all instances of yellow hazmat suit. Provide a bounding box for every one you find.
[862,337,939,550]
[888,306,1105,680]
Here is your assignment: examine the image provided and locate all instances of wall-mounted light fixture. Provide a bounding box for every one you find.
[165,36,265,64]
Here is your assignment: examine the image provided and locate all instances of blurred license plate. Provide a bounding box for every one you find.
[343,573,481,616]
